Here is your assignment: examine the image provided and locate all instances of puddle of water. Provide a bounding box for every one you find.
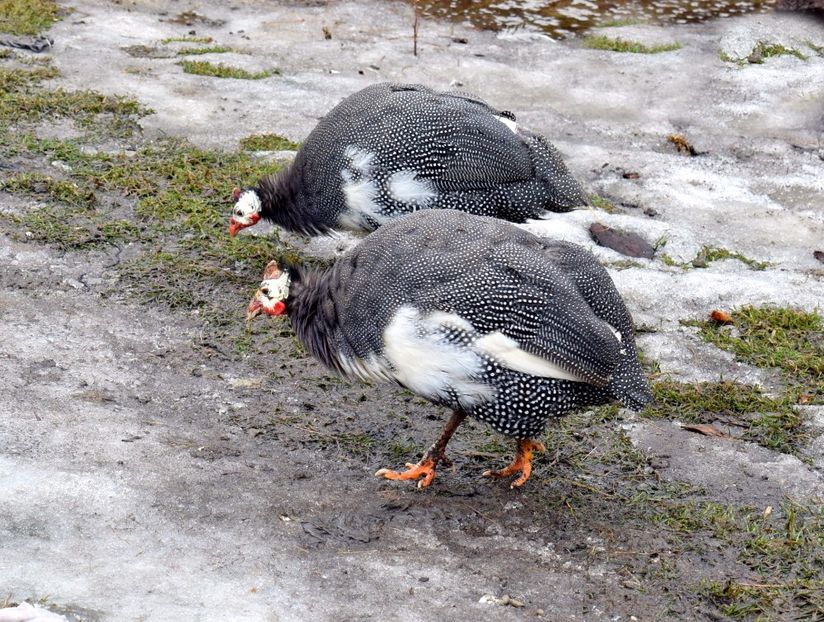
[410,0,778,38]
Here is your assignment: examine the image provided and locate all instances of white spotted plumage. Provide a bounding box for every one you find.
[278,210,652,441]
[247,83,588,236]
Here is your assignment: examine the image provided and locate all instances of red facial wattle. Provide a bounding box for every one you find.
[270,301,286,316]
[228,212,261,237]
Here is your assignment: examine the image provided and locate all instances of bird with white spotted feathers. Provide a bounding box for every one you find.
[246,210,651,489]
[228,83,588,237]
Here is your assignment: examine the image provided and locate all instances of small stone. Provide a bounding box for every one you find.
[589,223,655,259]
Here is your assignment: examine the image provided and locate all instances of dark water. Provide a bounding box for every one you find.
[412,0,778,38]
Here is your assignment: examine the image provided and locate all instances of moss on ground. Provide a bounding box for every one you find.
[179,60,278,80]
[660,246,768,271]
[688,306,823,399]
[589,194,617,213]
[0,0,60,35]
[177,45,233,56]
[240,133,300,152]
[161,36,213,44]
[721,42,810,65]
[661,501,824,620]
[584,35,681,54]
[644,380,806,454]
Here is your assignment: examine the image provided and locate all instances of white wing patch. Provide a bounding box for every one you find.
[388,170,437,206]
[383,306,493,407]
[496,115,518,134]
[475,332,585,382]
[343,145,375,173]
[340,145,389,229]
[338,353,394,383]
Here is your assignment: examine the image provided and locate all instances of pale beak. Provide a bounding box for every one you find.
[229,217,243,238]
[247,294,264,321]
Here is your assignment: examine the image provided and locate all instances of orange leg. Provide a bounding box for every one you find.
[375,410,466,488]
[483,438,545,489]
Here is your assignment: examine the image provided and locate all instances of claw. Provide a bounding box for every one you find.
[483,439,545,488]
[375,458,437,488]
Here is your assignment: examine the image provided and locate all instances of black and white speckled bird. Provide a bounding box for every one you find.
[228,83,588,237]
[246,210,651,488]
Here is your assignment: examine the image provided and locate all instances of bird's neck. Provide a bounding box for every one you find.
[257,167,333,235]
[286,267,346,373]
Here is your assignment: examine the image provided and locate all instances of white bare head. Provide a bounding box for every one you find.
[229,187,262,237]
[247,261,291,319]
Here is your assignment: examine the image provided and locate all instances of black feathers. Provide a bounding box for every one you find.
[254,83,588,234]
[282,210,651,440]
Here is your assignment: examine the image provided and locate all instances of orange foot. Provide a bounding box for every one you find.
[483,439,545,489]
[375,457,437,488]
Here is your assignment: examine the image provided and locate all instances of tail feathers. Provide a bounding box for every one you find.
[619,383,654,412]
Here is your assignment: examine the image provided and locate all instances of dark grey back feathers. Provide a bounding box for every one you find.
[287,210,652,431]
[258,83,588,234]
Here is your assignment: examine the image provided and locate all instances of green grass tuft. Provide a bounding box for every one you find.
[660,246,768,271]
[659,501,824,619]
[597,18,645,28]
[239,133,300,152]
[644,380,806,454]
[2,172,95,207]
[584,35,681,54]
[179,60,278,80]
[0,0,60,35]
[161,36,213,44]
[688,306,823,395]
[589,194,617,213]
[177,45,233,56]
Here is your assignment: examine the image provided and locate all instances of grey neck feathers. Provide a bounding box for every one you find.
[256,168,333,235]
[286,267,346,374]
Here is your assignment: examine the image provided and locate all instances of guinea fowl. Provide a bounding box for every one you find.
[229,82,588,237]
[246,211,651,488]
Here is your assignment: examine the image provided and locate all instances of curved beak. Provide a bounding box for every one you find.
[247,291,287,321]
[229,217,243,238]
[247,294,263,321]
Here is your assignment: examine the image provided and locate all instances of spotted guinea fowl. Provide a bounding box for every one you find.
[229,82,588,237]
[247,210,651,488]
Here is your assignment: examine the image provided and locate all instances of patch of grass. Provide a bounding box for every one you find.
[688,307,823,395]
[0,0,60,35]
[749,42,808,63]
[584,35,681,54]
[693,246,769,270]
[0,65,58,91]
[1,172,95,207]
[589,194,617,213]
[660,501,824,620]
[179,60,277,80]
[597,18,645,28]
[239,133,300,152]
[644,380,806,454]
[0,48,11,59]
[723,42,811,65]
[0,67,149,137]
[660,246,768,271]
[177,45,233,56]
[161,36,213,44]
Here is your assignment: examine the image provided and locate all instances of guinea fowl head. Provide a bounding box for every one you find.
[247,260,291,320]
[228,187,262,237]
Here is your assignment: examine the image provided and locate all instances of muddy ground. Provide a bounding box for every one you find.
[1,1,823,621]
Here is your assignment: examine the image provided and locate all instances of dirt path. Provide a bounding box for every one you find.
[1,1,823,620]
